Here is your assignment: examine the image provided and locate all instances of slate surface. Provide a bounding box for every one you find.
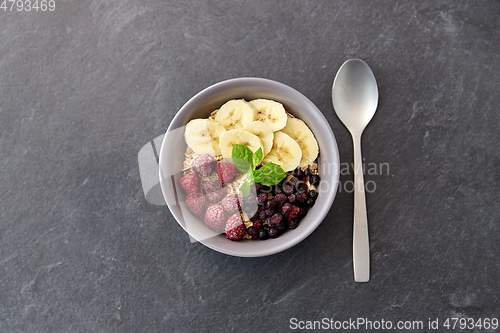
[1,1,499,332]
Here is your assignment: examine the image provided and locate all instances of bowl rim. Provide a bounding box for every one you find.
[159,77,340,257]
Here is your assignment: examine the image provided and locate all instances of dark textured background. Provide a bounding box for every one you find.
[1,1,499,332]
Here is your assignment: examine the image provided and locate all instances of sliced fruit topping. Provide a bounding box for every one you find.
[184,119,226,156]
[262,132,302,172]
[242,121,274,156]
[219,129,264,161]
[249,99,288,132]
[280,118,319,168]
[215,99,257,130]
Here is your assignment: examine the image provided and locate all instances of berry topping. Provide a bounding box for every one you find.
[257,193,268,205]
[265,198,277,210]
[268,227,280,238]
[192,154,217,177]
[274,194,287,206]
[298,207,307,219]
[285,205,300,220]
[221,194,243,215]
[308,190,319,201]
[289,177,299,187]
[309,174,321,186]
[205,187,227,203]
[258,228,269,240]
[244,204,260,221]
[247,226,258,237]
[185,192,206,216]
[282,182,294,195]
[288,219,299,229]
[295,192,307,205]
[307,199,316,207]
[282,203,292,216]
[293,168,304,178]
[252,220,262,230]
[265,208,275,217]
[225,213,246,241]
[287,193,296,204]
[297,183,309,193]
[201,179,227,203]
[217,160,239,183]
[179,172,199,193]
[304,168,313,177]
[204,205,226,231]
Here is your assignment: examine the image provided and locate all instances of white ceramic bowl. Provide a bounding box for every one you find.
[159,78,340,257]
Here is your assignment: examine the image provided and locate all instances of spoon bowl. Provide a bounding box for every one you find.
[332,59,379,282]
[332,59,378,134]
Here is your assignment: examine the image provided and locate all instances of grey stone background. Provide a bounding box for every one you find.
[1,1,499,332]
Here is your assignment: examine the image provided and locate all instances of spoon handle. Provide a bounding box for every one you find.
[352,133,370,282]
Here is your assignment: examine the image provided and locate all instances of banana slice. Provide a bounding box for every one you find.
[215,99,257,130]
[263,132,302,172]
[184,119,226,156]
[249,99,288,132]
[219,129,264,161]
[242,121,274,156]
[280,118,319,167]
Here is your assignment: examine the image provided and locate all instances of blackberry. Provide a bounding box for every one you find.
[308,190,319,201]
[304,168,313,177]
[293,168,304,178]
[309,174,321,186]
[268,227,280,238]
[247,226,258,236]
[258,228,269,240]
[274,194,287,206]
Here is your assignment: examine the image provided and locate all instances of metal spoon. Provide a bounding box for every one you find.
[332,59,378,282]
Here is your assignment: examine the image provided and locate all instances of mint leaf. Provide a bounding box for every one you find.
[252,169,263,183]
[258,162,287,186]
[231,144,253,174]
[241,180,252,197]
[252,147,263,169]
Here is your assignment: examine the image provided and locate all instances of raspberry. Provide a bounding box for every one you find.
[252,220,262,230]
[204,205,226,232]
[179,172,199,193]
[217,161,239,183]
[282,203,292,216]
[285,205,300,220]
[201,179,222,193]
[192,154,216,177]
[225,213,246,241]
[206,187,227,203]
[221,194,243,215]
[185,192,206,216]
